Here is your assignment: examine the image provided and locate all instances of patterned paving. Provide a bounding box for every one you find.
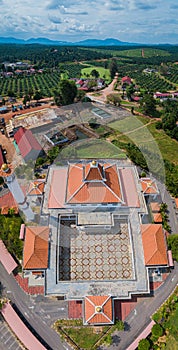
[58,219,134,281]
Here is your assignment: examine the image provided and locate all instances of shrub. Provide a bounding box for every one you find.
[151,324,164,340]
[138,338,150,350]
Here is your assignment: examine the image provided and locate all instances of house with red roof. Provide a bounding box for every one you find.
[121,76,132,85]
[14,127,43,162]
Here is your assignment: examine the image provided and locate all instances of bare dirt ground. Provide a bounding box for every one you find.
[2,104,52,123]
[87,74,119,102]
[0,134,15,162]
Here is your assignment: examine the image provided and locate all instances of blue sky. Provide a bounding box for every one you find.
[0,0,178,43]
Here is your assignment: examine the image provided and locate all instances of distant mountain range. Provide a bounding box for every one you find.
[0,36,142,46]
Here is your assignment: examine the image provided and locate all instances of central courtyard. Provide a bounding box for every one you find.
[58,217,135,282]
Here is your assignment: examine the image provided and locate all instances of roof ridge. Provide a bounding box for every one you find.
[103,181,123,203]
[67,182,85,203]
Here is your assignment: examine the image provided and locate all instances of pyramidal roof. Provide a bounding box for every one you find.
[23,226,49,269]
[66,161,123,204]
[141,178,158,194]
[84,295,113,325]
[27,180,45,196]
[84,161,104,181]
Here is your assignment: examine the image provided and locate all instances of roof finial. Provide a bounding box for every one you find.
[91,160,97,166]
[1,163,9,173]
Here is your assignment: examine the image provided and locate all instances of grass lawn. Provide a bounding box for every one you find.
[147,123,178,165]
[165,335,178,350]
[59,139,126,159]
[54,319,110,350]
[109,117,178,165]
[63,326,105,349]
[81,66,111,81]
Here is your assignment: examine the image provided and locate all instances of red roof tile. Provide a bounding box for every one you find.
[14,127,42,159]
[23,226,49,269]
[150,202,160,212]
[141,224,168,266]
[27,180,45,196]
[153,213,162,223]
[141,178,158,194]
[67,162,122,204]
[122,76,132,83]
[84,296,113,325]
[0,191,17,208]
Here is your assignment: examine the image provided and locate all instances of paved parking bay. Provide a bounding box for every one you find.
[0,316,23,350]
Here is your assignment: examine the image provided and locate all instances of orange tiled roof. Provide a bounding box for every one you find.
[23,226,49,269]
[84,162,104,181]
[141,178,158,194]
[66,162,122,204]
[84,296,113,325]
[1,206,9,215]
[150,202,160,212]
[141,224,168,266]
[27,180,45,196]
[175,198,178,209]
[153,213,162,223]
[1,206,19,215]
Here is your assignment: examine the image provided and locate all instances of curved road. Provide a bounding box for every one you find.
[100,262,178,350]
[1,263,178,350]
[0,263,71,350]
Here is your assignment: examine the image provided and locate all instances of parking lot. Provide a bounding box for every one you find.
[0,316,23,350]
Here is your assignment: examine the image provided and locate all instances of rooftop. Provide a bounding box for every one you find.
[27,180,45,196]
[141,178,158,195]
[141,224,168,266]
[150,202,161,212]
[23,226,49,269]
[84,295,113,325]
[66,162,123,204]
[14,127,42,159]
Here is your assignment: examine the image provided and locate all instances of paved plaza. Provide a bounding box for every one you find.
[58,219,135,282]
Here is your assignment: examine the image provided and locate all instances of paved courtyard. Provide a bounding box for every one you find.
[58,219,135,282]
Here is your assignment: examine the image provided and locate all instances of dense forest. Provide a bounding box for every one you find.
[0,44,178,68]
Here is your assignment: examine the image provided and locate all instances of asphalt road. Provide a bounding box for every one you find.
[99,262,178,350]
[0,263,71,350]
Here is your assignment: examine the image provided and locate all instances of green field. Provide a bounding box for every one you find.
[59,139,126,159]
[116,48,171,58]
[86,47,170,58]
[109,116,178,165]
[81,66,111,81]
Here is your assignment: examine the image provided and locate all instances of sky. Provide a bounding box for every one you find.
[0,0,178,44]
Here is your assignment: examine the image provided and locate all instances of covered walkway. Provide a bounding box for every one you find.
[0,239,17,274]
[1,303,47,350]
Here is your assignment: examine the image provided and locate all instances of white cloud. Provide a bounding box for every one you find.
[0,0,177,43]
